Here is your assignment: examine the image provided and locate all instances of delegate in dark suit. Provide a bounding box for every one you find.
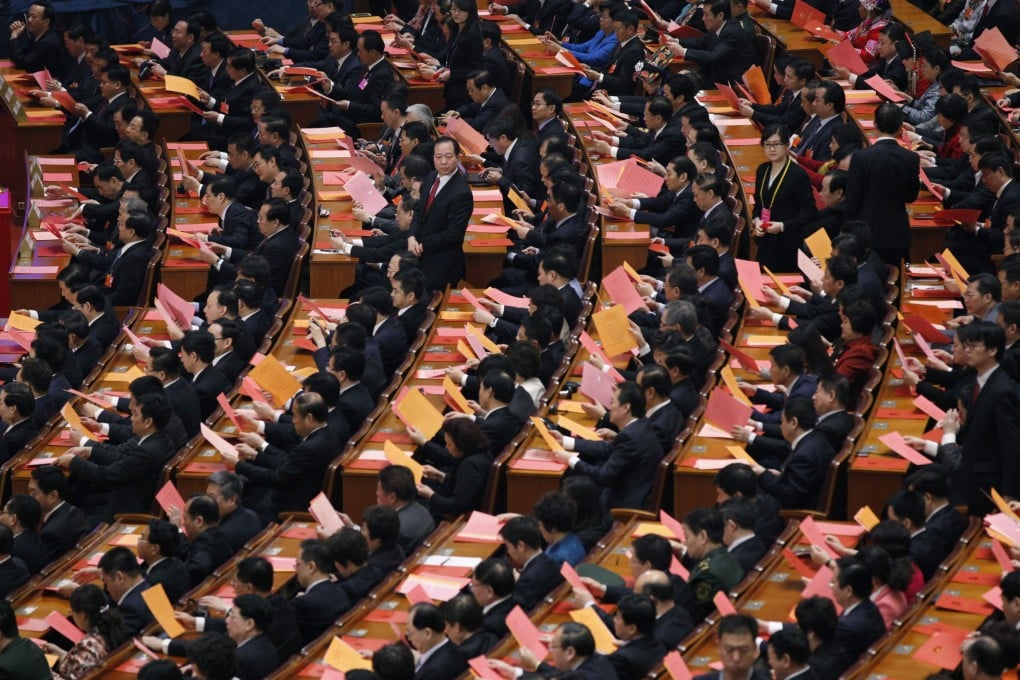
[416,640,468,680]
[514,552,565,610]
[0,556,29,598]
[179,527,234,586]
[98,242,155,307]
[219,506,263,552]
[338,60,397,133]
[678,20,754,87]
[374,316,410,378]
[525,653,619,680]
[572,419,664,510]
[203,74,261,150]
[633,185,700,237]
[40,502,90,562]
[614,123,686,165]
[492,136,541,215]
[754,430,835,509]
[594,36,645,96]
[290,579,351,643]
[0,419,40,466]
[12,531,48,573]
[751,89,806,131]
[69,432,173,522]
[608,634,666,680]
[844,137,920,262]
[157,43,210,84]
[411,170,473,290]
[75,92,134,161]
[211,202,260,252]
[215,227,301,296]
[752,158,818,273]
[923,504,968,566]
[236,426,339,522]
[191,366,233,421]
[146,557,192,604]
[728,535,768,573]
[458,88,509,132]
[10,26,65,74]
[957,367,1020,515]
[834,598,885,666]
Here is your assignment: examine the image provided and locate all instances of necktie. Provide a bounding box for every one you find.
[425,178,440,212]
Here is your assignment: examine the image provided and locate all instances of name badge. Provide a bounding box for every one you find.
[358,76,369,90]
[760,208,772,223]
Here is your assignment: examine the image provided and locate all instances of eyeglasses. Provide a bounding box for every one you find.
[763,142,786,149]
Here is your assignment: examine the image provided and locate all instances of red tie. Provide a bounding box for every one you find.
[425,178,440,212]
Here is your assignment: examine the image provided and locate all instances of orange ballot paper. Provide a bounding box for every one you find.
[247,355,302,406]
[591,304,639,358]
[141,584,185,637]
[531,416,566,452]
[61,403,100,441]
[569,607,617,653]
[163,75,200,98]
[805,228,833,261]
[384,441,423,484]
[854,505,881,531]
[393,387,444,438]
[325,637,373,671]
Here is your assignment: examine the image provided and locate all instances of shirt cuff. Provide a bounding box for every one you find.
[778,297,791,311]
[923,441,938,457]
[848,74,858,85]
[747,433,757,445]
[628,208,637,220]
[771,312,784,325]
[161,640,171,655]
[223,247,232,259]
[941,432,957,446]
[563,436,576,451]
[28,310,38,320]
[609,145,619,157]
[567,454,580,468]
[257,421,265,434]
[216,113,225,125]
[207,97,217,109]
[100,424,109,436]
[259,440,269,452]
[196,617,206,632]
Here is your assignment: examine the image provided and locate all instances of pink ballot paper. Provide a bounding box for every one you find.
[457,511,503,542]
[704,388,752,433]
[217,393,243,431]
[155,480,185,517]
[663,651,693,680]
[560,562,591,595]
[343,170,388,216]
[200,423,238,457]
[798,250,824,281]
[309,492,345,534]
[799,516,839,558]
[878,431,932,466]
[601,265,646,314]
[913,395,946,421]
[157,283,194,327]
[45,611,85,643]
[713,591,738,616]
[506,605,549,660]
[863,75,907,102]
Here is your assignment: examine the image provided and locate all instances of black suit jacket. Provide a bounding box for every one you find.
[752,159,818,272]
[220,227,301,298]
[318,53,367,101]
[479,406,524,456]
[219,506,263,552]
[411,171,473,289]
[679,20,754,87]
[635,185,700,236]
[146,557,192,604]
[165,377,202,440]
[521,213,587,263]
[213,202,260,252]
[647,401,682,453]
[617,122,686,165]
[654,604,694,649]
[0,418,40,466]
[159,43,210,84]
[514,552,565,610]
[924,504,968,566]
[100,240,154,306]
[573,419,664,510]
[374,316,410,378]
[242,309,272,347]
[282,19,330,62]
[537,117,567,146]
[346,59,397,124]
[237,426,339,522]
[40,502,90,562]
[458,88,509,132]
[203,62,233,102]
[290,579,351,643]
[180,527,234,586]
[751,89,806,131]
[12,531,47,573]
[69,432,173,522]
[70,337,104,381]
[494,137,541,214]
[234,634,280,680]
[0,556,30,598]
[89,310,121,349]
[191,366,233,421]
[845,138,920,252]
[598,36,646,96]
[481,596,516,636]
[755,430,835,509]
[728,535,768,573]
[608,634,666,680]
[211,351,247,385]
[396,302,428,346]
[835,598,885,665]
[117,580,155,636]
[416,639,468,680]
[957,367,1020,514]
[338,383,374,434]
[10,27,65,74]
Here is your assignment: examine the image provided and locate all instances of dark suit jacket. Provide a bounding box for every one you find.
[165,377,202,440]
[100,240,154,306]
[528,654,619,680]
[699,276,734,336]
[0,418,40,466]
[146,557,192,604]
[514,552,565,610]
[40,502,90,562]
[411,171,473,289]
[616,122,686,165]
[368,544,406,573]
[924,504,968,566]
[752,159,818,272]
[573,419,664,510]
[647,401,683,453]
[635,185,700,236]
[607,634,666,680]
[458,88,509,132]
[70,337,104,381]
[337,383,374,434]
[537,117,567,146]
[213,202,260,252]
[159,43,209,84]
[654,604,694,649]
[423,450,489,519]
[191,365,233,421]
[89,310,121,349]
[338,564,383,602]
[290,579,351,643]
[679,20,754,87]
[374,316,410,378]
[242,309,272,347]
[346,59,397,124]
[854,54,908,91]
[482,596,516,636]
[318,53,368,101]
[211,351,246,385]
[236,634,280,680]
[728,535,768,573]
[751,89,806,131]
[457,630,500,659]
[845,138,920,252]
[523,0,572,33]
[521,213,587,263]
[751,373,817,427]
[117,579,155,636]
[479,405,524,456]
[494,137,541,214]
[220,506,263,552]
[12,531,47,573]
[396,302,428,346]
[755,430,835,509]
[958,367,1020,514]
[219,227,301,297]
[70,431,173,522]
[11,27,65,74]
[598,36,646,96]
[282,18,330,62]
[416,639,468,680]
[237,426,339,522]
[443,24,484,110]
[835,598,885,665]
[397,501,436,555]
[0,556,30,598]
[179,527,234,586]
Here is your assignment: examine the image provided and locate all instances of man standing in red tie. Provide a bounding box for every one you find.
[409,136,474,290]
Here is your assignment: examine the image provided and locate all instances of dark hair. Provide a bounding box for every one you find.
[718,613,757,639]
[71,583,128,649]
[794,596,838,641]
[233,594,273,632]
[769,627,810,664]
[299,539,335,573]
[147,519,180,557]
[874,102,904,134]
[965,637,1006,676]
[835,557,873,598]
[409,602,445,632]
[363,505,400,548]
[373,643,415,680]
[138,659,183,680]
[236,557,274,592]
[378,465,416,502]
[473,557,515,596]
[616,594,656,635]
[615,380,647,418]
[631,534,672,570]
[328,527,370,567]
[683,507,725,543]
[720,498,756,531]
[559,622,596,657]
[904,466,949,500]
[769,343,806,375]
[714,463,758,497]
[499,515,543,549]
[958,320,1006,361]
[1,382,33,418]
[136,393,171,430]
[533,492,577,534]
[442,593,484,631]
[30,465,68,498]
[187,632,236,680]
[99,546,142,576]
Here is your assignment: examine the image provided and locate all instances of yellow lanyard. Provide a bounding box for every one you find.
[764,158,792,211]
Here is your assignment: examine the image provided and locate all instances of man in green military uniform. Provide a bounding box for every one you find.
[682,506,745,621]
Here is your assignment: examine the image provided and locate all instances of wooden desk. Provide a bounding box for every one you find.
[266,515,506,678]
[890,0,954,49]
[161,141,216,302]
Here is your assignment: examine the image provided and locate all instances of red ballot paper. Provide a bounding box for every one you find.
[343,170,388,216]
[658,510,685,540]
[468,656,504,680]
[720,339,759,373]
[825,39,869,75]
[902,313,952,344]
[782,547,817,579]
[973,27,1016,73]
[217,393,243,432]
[735,258,768,303]
[863,75,907,102]
[155,480,185,517]
[459,288,487,312]
[560,562,591,595]
[878,431,932,466]
[405,584,432,605]
[445,116,488,156]
[200,423,238,458]
[932,208,982,226]
[663,651,693,680]
[791,0,825,27]
[920,170,945,199]
[713,591,737,616]
[601,266,646,314]
[45,611,85,643]
[991,539,1013,571]
[913,631,966,670]
[799,516,839,558]
[704,388,752,433]
[667,22,702,38]
[506,605,549,660]
[714,82,742,113]
[913,395,946,421]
